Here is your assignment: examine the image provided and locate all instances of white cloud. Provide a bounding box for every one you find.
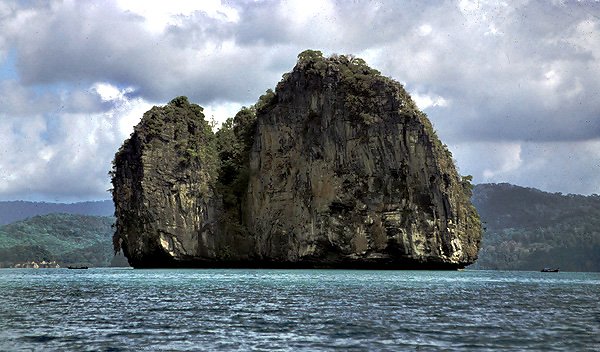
[115,0,239,33]
[568,18,600,59]
[0,83,156,201]
[116,98,154,138]
[92,82,134,102]
[417,24,433,36]
[411,91,449,110]
[1,0,600,200]
[203,101,246,128]
[485,23,502,36]
[282,0,336,28]
[451,141,522,181]
[450,139,600,195]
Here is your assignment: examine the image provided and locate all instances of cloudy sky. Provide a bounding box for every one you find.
[0,0,599,202]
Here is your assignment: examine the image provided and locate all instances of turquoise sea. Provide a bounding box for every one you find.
[0,269,598,351]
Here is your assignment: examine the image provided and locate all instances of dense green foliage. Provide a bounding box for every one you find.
[0,214,117,267]
[470,183,600,272]
[164,96,219,177]
[215,107,257,213]
[295,50,389,117]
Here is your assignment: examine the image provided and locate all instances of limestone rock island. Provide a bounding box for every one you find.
[112,50,482,269]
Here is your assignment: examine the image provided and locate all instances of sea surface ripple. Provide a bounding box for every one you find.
[0,269,599,351]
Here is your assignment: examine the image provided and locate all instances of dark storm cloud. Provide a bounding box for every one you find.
[7,0,285,104]
[5,1,444,106]
[12,2,174,95]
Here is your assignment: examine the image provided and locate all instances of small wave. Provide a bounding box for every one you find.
[19,335,58,343]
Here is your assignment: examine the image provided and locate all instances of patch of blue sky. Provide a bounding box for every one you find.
[39,114,62,144]
[9,112,64,145]
[0,48,18,80]
[0,49,89,105]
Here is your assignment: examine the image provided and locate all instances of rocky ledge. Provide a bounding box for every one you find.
[112,50,482,269]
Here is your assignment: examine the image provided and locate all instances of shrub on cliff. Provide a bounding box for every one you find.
[215,107,256,212]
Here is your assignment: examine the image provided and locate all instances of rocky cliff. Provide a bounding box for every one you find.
[112,50,482,269]
[111,97,227,268]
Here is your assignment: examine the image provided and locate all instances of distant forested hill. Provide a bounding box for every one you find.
[2,184,599,271]
[470,183,600,272]
[0,200,113,225]
[0,213,124,267]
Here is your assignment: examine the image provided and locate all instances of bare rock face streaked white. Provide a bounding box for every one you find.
[112,51,482,269]
[246,52,481,268]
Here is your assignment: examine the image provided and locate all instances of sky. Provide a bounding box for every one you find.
[0,0,599,202]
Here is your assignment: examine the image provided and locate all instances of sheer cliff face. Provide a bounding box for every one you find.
[112,51,482,268]
[246,53,481,267]
[111,97,222,267]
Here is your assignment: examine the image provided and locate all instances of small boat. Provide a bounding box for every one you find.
[67,266,88,270]
[541,267,559,272]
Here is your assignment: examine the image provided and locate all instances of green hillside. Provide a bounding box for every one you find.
[0,213,119,267]
[2,184,599,271]
[470,183,600,272]
[0,200,113,225]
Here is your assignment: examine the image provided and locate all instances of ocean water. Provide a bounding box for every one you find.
[0,269,598,351]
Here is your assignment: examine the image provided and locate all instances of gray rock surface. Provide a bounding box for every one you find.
[112,51,482,269]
